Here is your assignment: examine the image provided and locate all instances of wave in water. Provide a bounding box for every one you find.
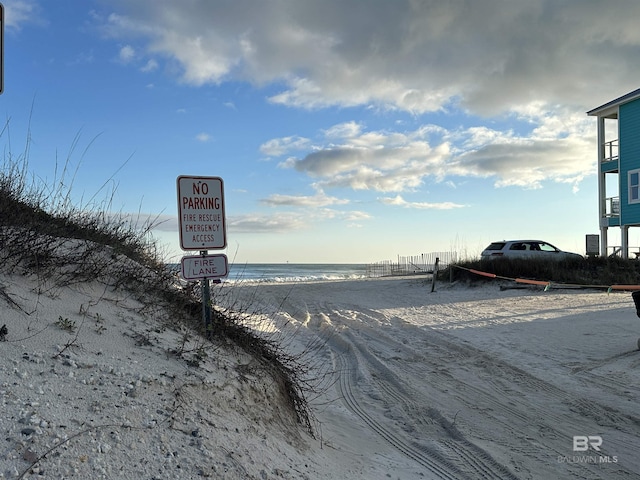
[225,263,368,283]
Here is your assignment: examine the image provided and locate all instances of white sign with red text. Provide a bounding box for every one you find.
[181,253,228,280]
[177,175,226,250]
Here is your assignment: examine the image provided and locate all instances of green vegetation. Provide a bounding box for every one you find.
[55,316,77,333]
[448,256,640,287]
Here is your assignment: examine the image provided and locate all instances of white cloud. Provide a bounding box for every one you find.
[228,206,364,234]
[227,213,307,233]
[259,136,311,157]
[449,109,594,190]
[119,45,136,63]
[140,58,158,72]
[272,114,593,193]
[260,189,349,208]
[323,121,362,139]
[195,132,212,142]
[276,124,444,192]
[379,195,466,210]
[4,0,42,31]
[103,1,640,115]
[344,210,371,222]
[99,1,611,197]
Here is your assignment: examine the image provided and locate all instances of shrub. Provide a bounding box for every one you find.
[448,256,640,286]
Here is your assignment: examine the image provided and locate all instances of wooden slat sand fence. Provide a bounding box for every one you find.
[366,252,458,277]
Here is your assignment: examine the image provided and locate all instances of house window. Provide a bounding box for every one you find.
[630,169,640,204]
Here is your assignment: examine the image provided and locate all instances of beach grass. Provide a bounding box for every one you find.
[0,149,315,435]
[449,255,640,286]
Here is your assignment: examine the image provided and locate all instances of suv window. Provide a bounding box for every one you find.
[538,242,557,252]
[486,242,505,251]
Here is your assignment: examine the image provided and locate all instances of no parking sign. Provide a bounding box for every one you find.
[177,175,227,250]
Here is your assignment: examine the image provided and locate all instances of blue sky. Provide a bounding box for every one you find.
[2,0,639,264]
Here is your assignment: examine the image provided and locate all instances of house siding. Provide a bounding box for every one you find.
[620,99,640,225]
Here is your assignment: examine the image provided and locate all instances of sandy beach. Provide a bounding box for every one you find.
[3,272,640,479]
[220,276,640,479]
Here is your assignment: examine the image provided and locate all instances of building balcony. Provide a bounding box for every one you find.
[602,139,618,162]
[605,196,620,217]
[601,196,621,226]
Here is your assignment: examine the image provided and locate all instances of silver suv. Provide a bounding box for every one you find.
[481,240,583,260]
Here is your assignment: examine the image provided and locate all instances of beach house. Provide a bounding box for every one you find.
[587,87,640,258]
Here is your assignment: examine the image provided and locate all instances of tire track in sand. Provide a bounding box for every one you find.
[357,316,640,477]
[329,328,519,480]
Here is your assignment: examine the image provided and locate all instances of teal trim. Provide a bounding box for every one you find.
[600,160,619,173]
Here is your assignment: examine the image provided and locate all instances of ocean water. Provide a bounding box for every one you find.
[225,263,368,283]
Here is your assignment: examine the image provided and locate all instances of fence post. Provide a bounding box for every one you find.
[431,257,439,293]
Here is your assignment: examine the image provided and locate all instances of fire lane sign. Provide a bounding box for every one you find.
[177,175,226,250]
[181,253,228,280]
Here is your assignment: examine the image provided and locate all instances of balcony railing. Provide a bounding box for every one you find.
[605,196,620,217]
[602,139,618,162]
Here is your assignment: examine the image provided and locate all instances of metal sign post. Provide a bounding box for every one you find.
[431,257,439,293]
[200,250,212,333]
[177,176,228,333]
[180,251,228,333]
